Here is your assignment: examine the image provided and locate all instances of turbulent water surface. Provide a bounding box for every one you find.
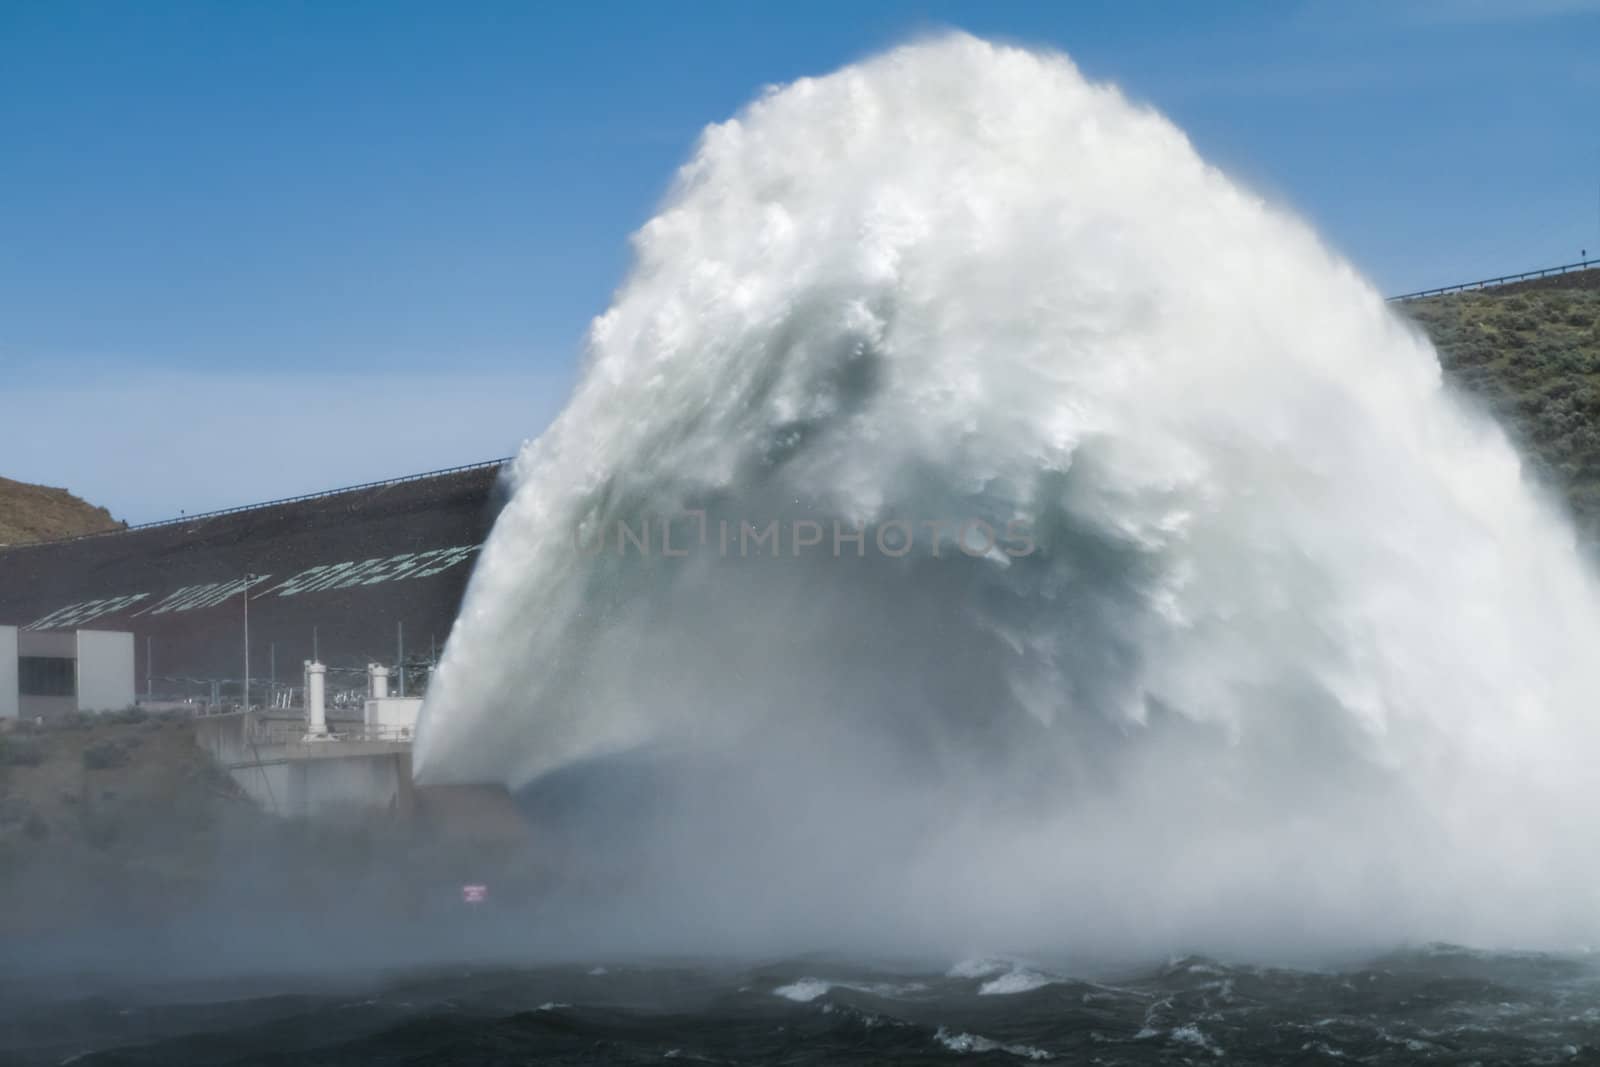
[8,949,1600,1065]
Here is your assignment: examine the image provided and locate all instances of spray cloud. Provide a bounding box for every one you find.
[418,34,1600,960]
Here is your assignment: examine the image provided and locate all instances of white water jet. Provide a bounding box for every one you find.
[417,34,1600,958]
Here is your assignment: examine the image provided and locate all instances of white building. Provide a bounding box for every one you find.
[363,662,421,740]
[0,626,136,720]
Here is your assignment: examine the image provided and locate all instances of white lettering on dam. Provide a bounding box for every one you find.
[22,544,481,630]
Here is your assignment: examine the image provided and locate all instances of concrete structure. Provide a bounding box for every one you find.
[0,626,16,719]
[0,625,135,720]
[193,708,415,818]
[191,663,415,818]
[364,696,421,739]
[75,629,136,713]
[363,661,420,739]
[186,682,519,831]
[0,461,505,704]
[305,660,328,737]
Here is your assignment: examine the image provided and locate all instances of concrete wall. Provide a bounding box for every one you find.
[290,752,411,818]
[17,630,74,657]
[193,711,253,765]
[364,696,421,735]
[0,626,15,719]
[230,749,412,818]
[193,714,414,819]
[233,758,294,814]
[76,630,135,712]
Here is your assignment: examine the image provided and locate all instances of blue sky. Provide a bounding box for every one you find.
[3,1,1597,522]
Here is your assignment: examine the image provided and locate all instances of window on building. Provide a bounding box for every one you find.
[19,656,76,698]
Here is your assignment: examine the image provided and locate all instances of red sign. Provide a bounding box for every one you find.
[461,884,489,904]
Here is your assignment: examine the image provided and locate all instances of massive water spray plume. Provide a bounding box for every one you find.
[417,34,1600,958]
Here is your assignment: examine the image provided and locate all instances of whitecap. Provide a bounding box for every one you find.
[773,978,831,1002]
[979,968,1060,996]
[935,1025,1053,1060]
[1171,1024,1224,1056]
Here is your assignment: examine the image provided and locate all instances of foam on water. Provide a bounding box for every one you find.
[934,1027,1054,1060]
[417,33,1600,957]
[773,979,832,1003]
[979,969,1061,996]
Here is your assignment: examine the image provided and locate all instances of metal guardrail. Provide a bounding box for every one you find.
[250,720,415,746]
[2,456,513,552]
[1388,258,1598,302]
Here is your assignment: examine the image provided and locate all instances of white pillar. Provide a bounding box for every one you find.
[369,663,390,700]
[305,660,327,737]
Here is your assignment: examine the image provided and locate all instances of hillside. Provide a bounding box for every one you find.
[0,716,548,976]
[1401,270,1600,538]
[0,714,255,940]
[0,476,120,546]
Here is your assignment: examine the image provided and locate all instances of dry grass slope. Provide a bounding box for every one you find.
[0,715,253,937]
[0,476,120,546]
[1401,270,1600,542]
